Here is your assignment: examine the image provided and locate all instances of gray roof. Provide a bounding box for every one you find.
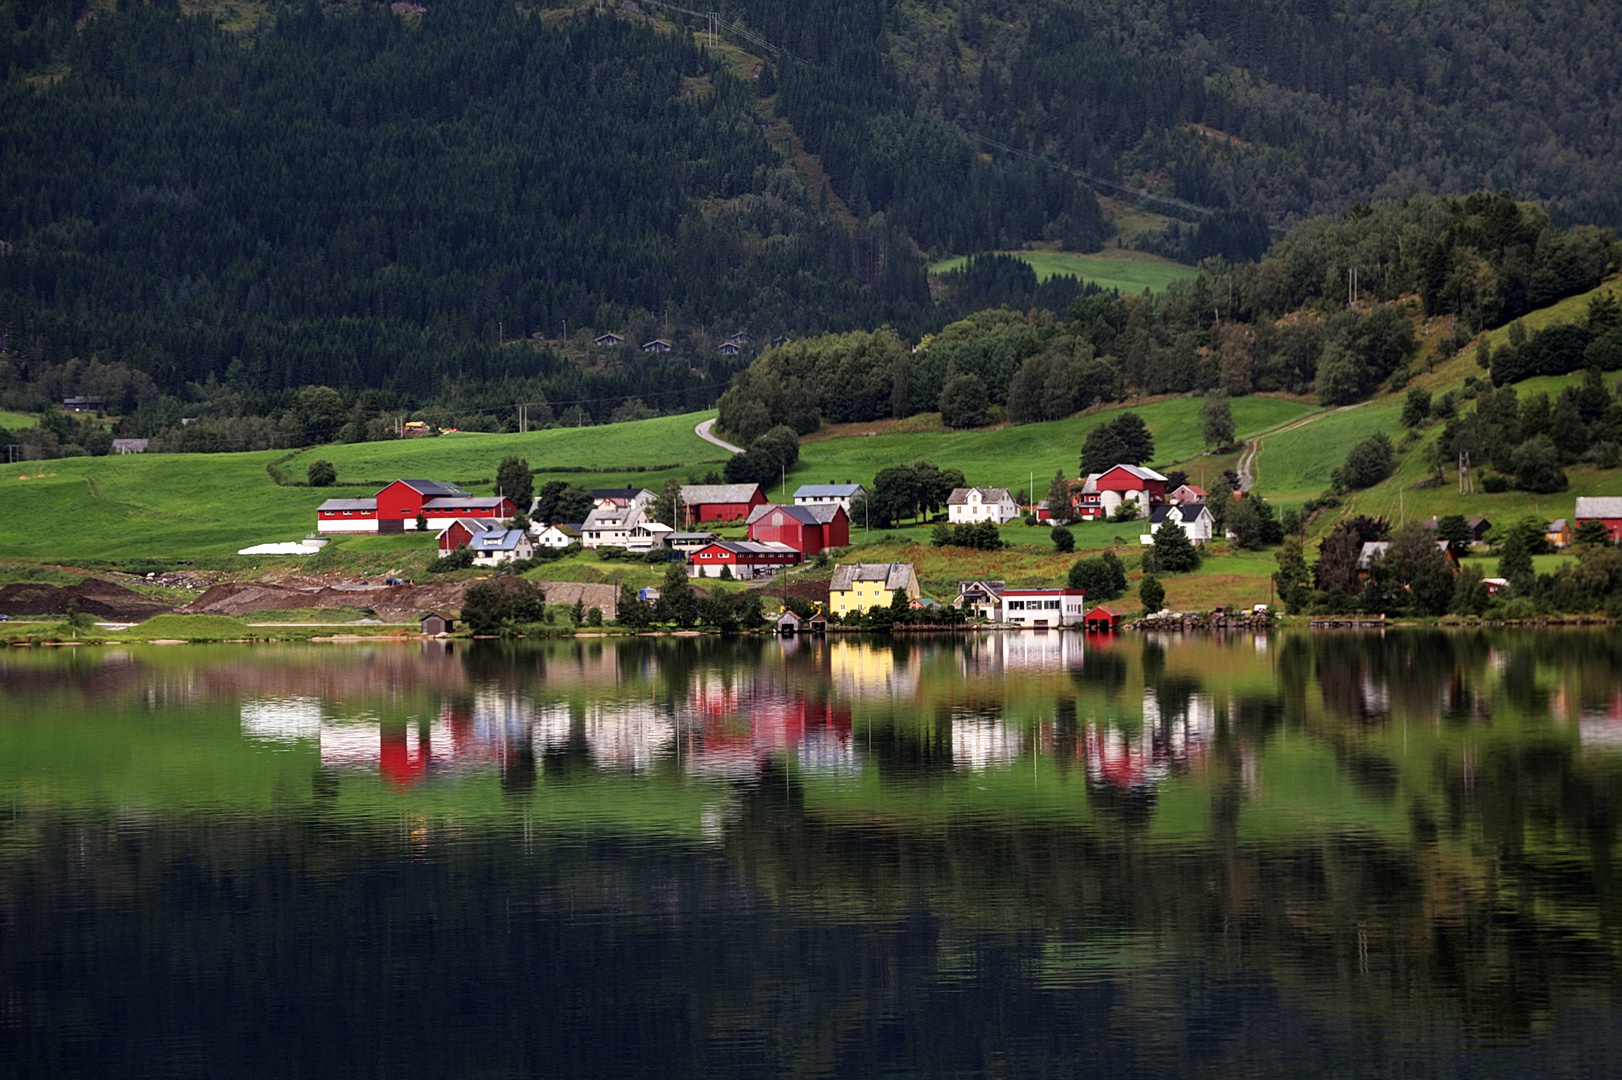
[423,496,508,510]
[1101,464,1168,482]
[680,483,762,504]
[397,480,468,497]
[1357,539,1451,569]
[1147,503,1209,524]
[830,562,916,592]
[794,483,865,499]
[1575,497,1622,519]
[318,498,378,511]
[746,503,846,526]
[590,487,654,501]
[945,486,1015,505]
[468,529,529,552]
[708,541,799,557]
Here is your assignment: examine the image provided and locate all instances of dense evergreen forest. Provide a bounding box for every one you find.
[733,0,1622,254]
[4,0,1622,448]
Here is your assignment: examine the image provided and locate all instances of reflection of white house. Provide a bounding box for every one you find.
[991,629,1086,671]
[951,708,1023,770]
[1139,502,1214,545]
[241,697,324,744]
[947,486,1020,524]
[531,700,676,772]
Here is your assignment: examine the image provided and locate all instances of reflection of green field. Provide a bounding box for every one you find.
[929,249,1198,294]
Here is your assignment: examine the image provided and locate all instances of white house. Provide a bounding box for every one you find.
[946,487,1020,525]
[792,483,867,513]
[1139,503,1215,545]
[581,503,670,549]
[535,523,582,548]
[467,528,535,564]
[1000,588,1088,628]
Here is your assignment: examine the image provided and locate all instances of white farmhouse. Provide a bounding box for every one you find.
[946,487,1020,525]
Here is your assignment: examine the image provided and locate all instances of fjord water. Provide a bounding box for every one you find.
[4,632,1622,1079]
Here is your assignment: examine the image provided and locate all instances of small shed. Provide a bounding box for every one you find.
[775,610,803,635]
[1083,605,1122,633]
[419,611,455,635]
[806,613,828,634]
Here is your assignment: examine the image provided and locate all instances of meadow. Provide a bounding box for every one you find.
[928,248,1199,294]
[0,398,1314,563]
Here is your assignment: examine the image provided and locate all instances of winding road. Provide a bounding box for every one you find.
[1232,402,1368,492]
[695,418,744,454]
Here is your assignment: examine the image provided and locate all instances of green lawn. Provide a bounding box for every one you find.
[1251,400,1402,504]
[0,409,37,428]
[928,248,1199,294]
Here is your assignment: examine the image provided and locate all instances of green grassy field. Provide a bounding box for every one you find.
[928,248,1199,293]
[0,399,1316,562]
[0,409,37,428]
[801,395,1316,498]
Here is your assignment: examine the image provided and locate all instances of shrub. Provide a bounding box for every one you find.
[307,459,337,487]
[1333,432,1396,491]
[426,548,474,573]
[1051,526,1075,553]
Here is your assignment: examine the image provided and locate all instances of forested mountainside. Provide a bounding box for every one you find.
[718,193,1621,441]
[2,0,1621,426]
[743,0,1622,253]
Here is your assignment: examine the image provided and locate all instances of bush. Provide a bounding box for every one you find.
[307,459,337,487]
[1480,473,1512,493]
[1051,525,1075,553]
[1333,432,1396,491]
[426,548,474,573]
[460,579,547,635]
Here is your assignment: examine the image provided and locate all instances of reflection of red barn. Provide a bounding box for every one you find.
[379,720,431,787]
[745,503,850,555]
[687,684,852,770]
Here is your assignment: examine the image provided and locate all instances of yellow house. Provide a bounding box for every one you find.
[829,563,920,616]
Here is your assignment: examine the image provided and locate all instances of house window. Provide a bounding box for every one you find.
[1007,601,1025,610]
[1044,600,1060,610]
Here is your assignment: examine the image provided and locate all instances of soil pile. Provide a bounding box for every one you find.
[0,579,175,620]
[184,579,620,621]
[752,578,831,606]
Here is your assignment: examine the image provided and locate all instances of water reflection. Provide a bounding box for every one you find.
[6,629,1622,1077]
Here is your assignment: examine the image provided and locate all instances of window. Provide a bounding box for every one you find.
[1006,601,1025,611]
[1044,600,1060,610]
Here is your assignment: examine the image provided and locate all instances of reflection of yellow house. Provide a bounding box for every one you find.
[829,563,920,616]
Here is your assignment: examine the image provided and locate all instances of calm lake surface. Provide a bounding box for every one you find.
[4,630,1622,1079]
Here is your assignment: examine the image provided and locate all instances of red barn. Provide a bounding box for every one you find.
[687,540,801,578]
[1575,497,1622,543]
[745,503,849,555]
[679,483,767,524]
[437,518,503,553]
[1070,464,1168,520]
[375,479,514,531]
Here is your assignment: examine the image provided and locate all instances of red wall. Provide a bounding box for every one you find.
[376,480,428,522]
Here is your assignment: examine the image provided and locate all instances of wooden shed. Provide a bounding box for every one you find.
[419,611,455,635]
[1083,606,1122,633]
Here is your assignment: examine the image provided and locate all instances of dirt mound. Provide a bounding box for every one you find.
[0,579,174,620]
[183,578,620,621]
[751,578,830,606]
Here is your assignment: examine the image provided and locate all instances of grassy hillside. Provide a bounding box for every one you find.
[0,400,1314,561]
[928,249,1199,294]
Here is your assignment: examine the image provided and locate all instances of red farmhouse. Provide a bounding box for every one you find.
[745,503,850,555]
[679,483,767,524]
[687,540,801,579]
[318,479,516,534]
